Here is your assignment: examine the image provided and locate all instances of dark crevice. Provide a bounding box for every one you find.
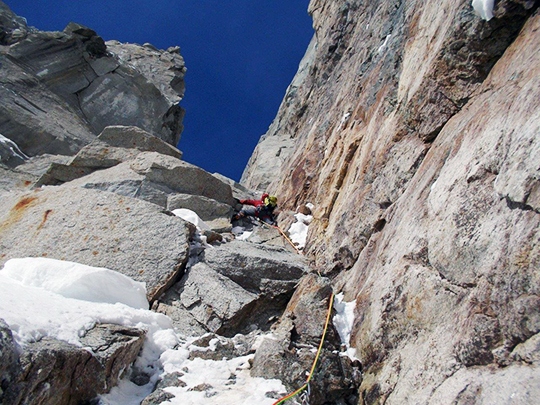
[372,218,386,233]
[504,196,539,214]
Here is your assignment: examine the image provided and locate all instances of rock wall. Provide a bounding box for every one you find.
[0,1,185,159]
[243,0,540,403]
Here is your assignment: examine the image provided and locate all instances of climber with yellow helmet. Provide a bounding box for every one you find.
[232,193,278,225]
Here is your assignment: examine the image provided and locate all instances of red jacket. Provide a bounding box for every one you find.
[240,193,269,207]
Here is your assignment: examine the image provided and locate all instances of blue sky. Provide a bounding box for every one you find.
[8,1,313,181]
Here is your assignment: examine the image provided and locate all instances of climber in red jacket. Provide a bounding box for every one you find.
[232,193,278,225]
[239,193,269,207]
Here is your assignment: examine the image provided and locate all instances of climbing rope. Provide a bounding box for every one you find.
[271,292,335,405]
[257,219,303,255]
[273,223,303,255]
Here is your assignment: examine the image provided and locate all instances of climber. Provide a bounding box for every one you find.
[232,193,278,225]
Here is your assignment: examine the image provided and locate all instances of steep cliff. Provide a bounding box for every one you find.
[243,0,540,403]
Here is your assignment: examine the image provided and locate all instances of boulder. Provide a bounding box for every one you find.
[167,193,234,232]
[71,125,183,168]
[65,160,173,207]
[151,297,208,338]
[202,240,307,297]
[1,323,145,405]
[35,126,183,186]
[154,240,308,337]
[0,186,193,303]
[213,172,259,201]
[131,152,236,206]
[167,193,233,221]
[15,154,72,177]
[66,152,236,209]
[163,262,259,335]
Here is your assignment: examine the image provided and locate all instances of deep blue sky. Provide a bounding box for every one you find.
[8,1,313,181]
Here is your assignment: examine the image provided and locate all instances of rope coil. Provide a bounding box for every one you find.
[271,292,335,405]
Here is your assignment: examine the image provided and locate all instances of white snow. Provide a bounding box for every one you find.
[2,257,148,309]
[0,258,168,349]
[156,347,286,405]
[0,257,286,404]
[172,208,211,231]
[472,0,494,21]
[333,292,359,361]
[172,208,214,248]
[234,228,253,241]
[0,134,29,161]
[288,210,313,250]
[377,34,391,54]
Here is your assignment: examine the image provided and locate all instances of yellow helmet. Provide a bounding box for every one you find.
[264,196,278,207]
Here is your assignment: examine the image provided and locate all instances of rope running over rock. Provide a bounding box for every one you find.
[271,292,335,405]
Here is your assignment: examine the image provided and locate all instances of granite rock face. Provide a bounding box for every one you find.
[0,321,145,405]
[0,1,185,160]
[243,0,540,403]
[0,186,192,303]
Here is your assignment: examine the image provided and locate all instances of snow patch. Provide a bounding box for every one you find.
[232,225,254,241]
[2,257,148,309]
[333,292,359,361]
[377,34,391,54]
[288,208,313,250]
[472,0,494,21]
[0,257,286,404]
[156,348,286,405]
[0,258,170,348]
[172,208,211,231]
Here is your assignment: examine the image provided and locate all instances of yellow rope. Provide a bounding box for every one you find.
[256,219,303,255]
[272,292,335,405]
[273,224,303,255]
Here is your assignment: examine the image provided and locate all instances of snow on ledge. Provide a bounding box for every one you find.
[1,257,148,309]
[0,257,286,404]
